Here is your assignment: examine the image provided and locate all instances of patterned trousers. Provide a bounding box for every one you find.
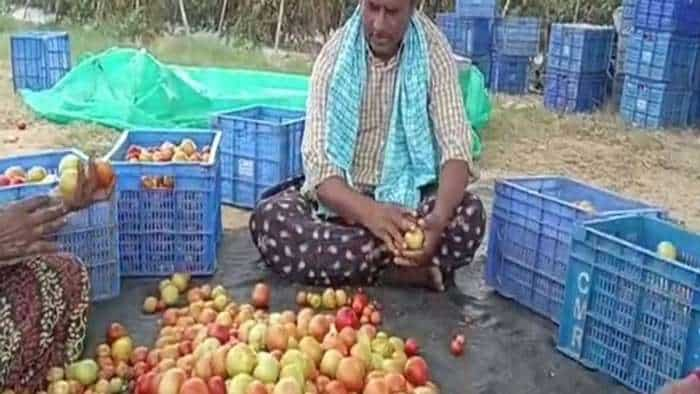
[0,253,90,392]
[250,186,486,286]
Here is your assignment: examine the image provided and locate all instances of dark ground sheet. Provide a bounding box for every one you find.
[85,183,632,394]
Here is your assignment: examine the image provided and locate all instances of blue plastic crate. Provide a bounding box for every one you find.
[634,0,700,36]
[621,76,692,129]
[484,176,665,324]
[212,105,305,209]
[615,33,629,74]
[611,73,626,110]
[493,17,541,57]
[547,24,615,74]
[10,31,70,92]
[558,215,700,394]
[689,91,700,126]
[455,53,492,85]
[437,13,493,57]
[471,54,492,85]
[624,30,700,89]
[0,149,119,302]
[456,0,499,18]
[105,129,223,277]
[544,71,609,113]
[621,0,636,35]
[489,54,530,94]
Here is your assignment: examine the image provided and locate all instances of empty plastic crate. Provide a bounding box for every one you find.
[456,0,499,18]
[544,71,609,113]
[490,54,530,94]
[624,30,700,89]
[634,0,700,36]
[621,76,691,129]
[493,17,541,57]
[212,106,305,209]
[0,149,119,302]
[484,176,665,324]
[10,31,70,92]
[558,215,700,394]
[437,13,493,57]
[106,129,223,277]
[547,24,615,74]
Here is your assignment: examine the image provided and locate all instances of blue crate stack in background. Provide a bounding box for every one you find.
[436,0,496,86]
[437,0,541,94]
[611,0,637,109]
[10,31,70,92]
[621,0,700,129]
[491,17,541,94]
[544,24,615,113]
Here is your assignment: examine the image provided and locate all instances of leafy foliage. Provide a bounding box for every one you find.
[6,0,621,49]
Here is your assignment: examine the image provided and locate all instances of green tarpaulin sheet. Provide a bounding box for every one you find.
[20,47,490,159]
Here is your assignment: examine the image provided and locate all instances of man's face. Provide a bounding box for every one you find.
[362,0,415,60]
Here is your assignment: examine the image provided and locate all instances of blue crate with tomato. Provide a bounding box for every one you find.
[0,149,119,302]
[106,129,223,277]
[485,176,666,324]
[558,215,700,393]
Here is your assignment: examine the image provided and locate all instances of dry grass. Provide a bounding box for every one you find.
[480,95,700,229]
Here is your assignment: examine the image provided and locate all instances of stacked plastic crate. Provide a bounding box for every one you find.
[621,0,700,129]
[611,0,637,109]
[437,0,498,84]
[490,17,541,94]
[544,24,615,113]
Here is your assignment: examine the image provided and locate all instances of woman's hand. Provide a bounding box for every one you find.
[0,157,116,263]
[395,208,451,267]
[0,195,67,261]
[56,158,116,212]
[362,201,417,255]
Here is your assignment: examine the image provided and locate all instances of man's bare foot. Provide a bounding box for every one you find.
[380,265,446,292]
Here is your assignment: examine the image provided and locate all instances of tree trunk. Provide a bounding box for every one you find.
[178,0,191,34]
[274,0,286,52]
[218,0,229,35]
[23,0,31,20]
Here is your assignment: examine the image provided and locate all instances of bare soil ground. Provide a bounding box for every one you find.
[2,61,698,230]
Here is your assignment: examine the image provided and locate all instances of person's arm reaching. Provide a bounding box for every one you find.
[0,159,115,263]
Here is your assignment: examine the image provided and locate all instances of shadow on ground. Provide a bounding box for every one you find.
[85,184,631,394]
